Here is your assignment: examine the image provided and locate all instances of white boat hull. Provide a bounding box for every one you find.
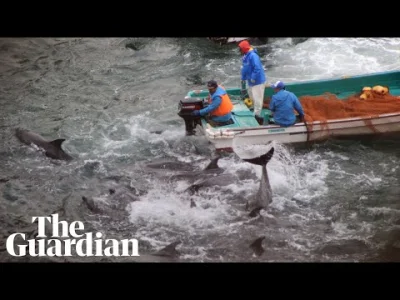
[200,113,400,151]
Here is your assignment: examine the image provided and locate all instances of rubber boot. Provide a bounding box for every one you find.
[255,115,264,125]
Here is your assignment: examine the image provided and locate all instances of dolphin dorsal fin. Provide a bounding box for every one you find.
[249,236,265,257]
[153,240,181,257]
[242,147,274,166]
[204,156,221,170]
[50,139,66,149]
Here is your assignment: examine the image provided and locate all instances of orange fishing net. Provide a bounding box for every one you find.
[297,87,400,130]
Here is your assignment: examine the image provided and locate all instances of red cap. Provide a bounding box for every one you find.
[238,40,251,53]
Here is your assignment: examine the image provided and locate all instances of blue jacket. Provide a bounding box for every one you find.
[199,86,232,122]
[269,89,305,127]
[241,49,266,87]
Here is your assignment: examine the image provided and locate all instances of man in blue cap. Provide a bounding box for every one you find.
[269,80,305,127]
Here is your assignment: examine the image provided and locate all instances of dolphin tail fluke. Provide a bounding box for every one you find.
[242,147,274,166]
[153,240,181,257]
[50,138,66,149]
[250,236,265,257]
[204,155,221,170]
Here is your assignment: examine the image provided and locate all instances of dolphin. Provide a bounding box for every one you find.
[144,159,196,173]
[81,196,103,214]
[81,188,139,215]
[146,240,181,258]
[107,187,140,204]
[71,240,182,262]
[143,155,225,186]
[15,128,73,161]
[241,147,274,217]
[249,236,265,257]
[109,240,182,263]
[170,155,224,182]
[141,159,195,179]
[185,173,237,195]
[182,155,260,195]
[99,240,182,262]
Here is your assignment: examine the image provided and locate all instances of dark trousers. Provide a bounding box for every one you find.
[205,115,234,127]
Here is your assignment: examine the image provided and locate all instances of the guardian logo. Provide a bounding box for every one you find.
[6,214,139,257]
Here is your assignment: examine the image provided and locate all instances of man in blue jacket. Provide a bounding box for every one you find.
[269,80,305,127]
[238,40,266,125]
[192,80,234,126]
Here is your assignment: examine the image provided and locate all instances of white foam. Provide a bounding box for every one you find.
[127,141,332,251]
[264,38,400,82]
[128,180,234,232]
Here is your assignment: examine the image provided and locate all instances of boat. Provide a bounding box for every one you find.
[207,37,268,45]
[207,37,307,46]
[177,70,400,152]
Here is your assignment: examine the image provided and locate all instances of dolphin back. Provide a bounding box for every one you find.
[15,127,34,144]
[15,127,73,161]
[15,127,49,147]
[204,156,221,170]
[249,236,265,256]
[47,138,73,161]
[50,139,66,149]
[152,240,181,257]
[242,147,274,166]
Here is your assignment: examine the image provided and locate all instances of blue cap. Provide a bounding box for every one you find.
[270,80,285,89]
[207,80,218,88]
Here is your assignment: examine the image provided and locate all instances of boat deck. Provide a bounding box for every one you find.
[201,99,268,129]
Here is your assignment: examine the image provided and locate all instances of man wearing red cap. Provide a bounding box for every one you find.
[238,40,266,125]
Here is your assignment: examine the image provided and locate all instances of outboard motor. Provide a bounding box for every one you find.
[177,97,206,135]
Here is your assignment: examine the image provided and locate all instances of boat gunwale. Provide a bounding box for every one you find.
[186,70,400,96]
[204,112,400,137]
[207,118,400,142]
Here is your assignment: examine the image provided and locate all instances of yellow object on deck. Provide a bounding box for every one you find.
[244,98,253,107]
[372,85,389,95]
